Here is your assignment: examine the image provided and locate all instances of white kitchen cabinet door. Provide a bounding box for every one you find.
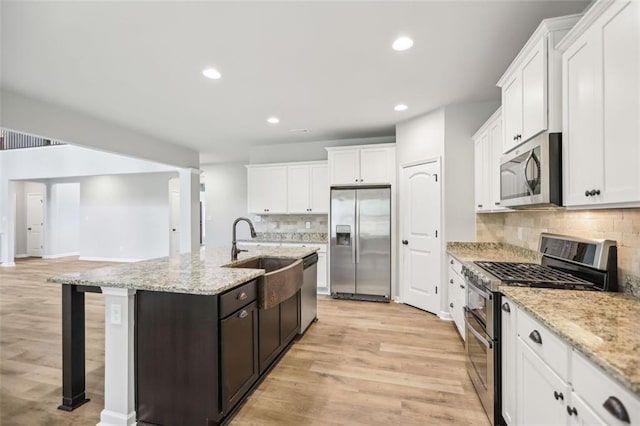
[517,338,569,426]
[360,146,394,184]
[569,392,607,426]
[474,134,491,212]
[563,0,640,207]
[563,31,601,207]
[489,116,506,211]
[501,298,517,426]
[521,37,547,141]
[247,166,287,214]
[328,149,359,185]
[287,165,311,214]
[599,0,640,205]
[309,164,329,213]
[502,75,523,153]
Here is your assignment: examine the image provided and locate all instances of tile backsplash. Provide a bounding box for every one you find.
[477,208,640,296]
[253,214,328,234]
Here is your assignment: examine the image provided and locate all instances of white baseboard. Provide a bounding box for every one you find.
[43,252,80,259]
[0,262,17,267]
[14,254,28,259]
[79,256,141,263]
[438,311,454,321]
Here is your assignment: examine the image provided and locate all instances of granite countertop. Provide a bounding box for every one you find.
[48,246,319,296]
[447,241,542,263]
[501,287,640,397]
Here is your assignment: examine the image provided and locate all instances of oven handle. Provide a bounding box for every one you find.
[464,313,493,350]
[466,279,492,301]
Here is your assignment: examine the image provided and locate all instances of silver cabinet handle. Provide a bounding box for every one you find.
[238,310,248,319]
[237,292,248,301]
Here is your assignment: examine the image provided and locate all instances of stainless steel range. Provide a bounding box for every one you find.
[461,233,618,425]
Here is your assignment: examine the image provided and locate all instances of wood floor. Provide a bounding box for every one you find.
[0,257,489,426]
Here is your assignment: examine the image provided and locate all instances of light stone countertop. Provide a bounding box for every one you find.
[48,246,319,296]
[447,241,542,264]
[501,286,640,397]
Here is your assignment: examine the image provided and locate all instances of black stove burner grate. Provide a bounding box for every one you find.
[474,261,596,289]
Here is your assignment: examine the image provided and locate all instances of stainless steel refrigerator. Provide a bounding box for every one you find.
[330,186,391,301]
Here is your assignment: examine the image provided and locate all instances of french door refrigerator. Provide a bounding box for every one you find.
[330,186,391,301]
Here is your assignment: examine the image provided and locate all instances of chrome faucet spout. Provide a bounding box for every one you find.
[231,217,257,260]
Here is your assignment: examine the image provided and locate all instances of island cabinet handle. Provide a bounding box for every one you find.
[237,292,248,301]
[529,330,542,345]
[238,310,248,319]
[603,396,631,423]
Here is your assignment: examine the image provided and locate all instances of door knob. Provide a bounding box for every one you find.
[402,240,409,245]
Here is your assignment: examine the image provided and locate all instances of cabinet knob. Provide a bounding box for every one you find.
[528,329,542,345]
[495,202,500,206]
[460,284,465,289]
[450,259,454,265]
[553,391,564,401]
[477,204,483,208]
[513,135,517,141]
[401,240,409,245]
[566,406,578,416]
[602,396,630,423]
[585,190,591,197]
[595,189,601,196]
[238,310,248,319]
[449,279,454,284]
[449,302,454,308]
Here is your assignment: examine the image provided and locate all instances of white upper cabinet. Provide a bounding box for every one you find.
[498,15,581,154]
[248,161,328,215]
[327,144,396,186]
[559,0,640,208]
[473,108,506,213]
[247,165,288,214]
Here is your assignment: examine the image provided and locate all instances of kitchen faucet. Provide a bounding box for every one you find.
[231,217,257,260]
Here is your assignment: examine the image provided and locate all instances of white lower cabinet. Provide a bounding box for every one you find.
[516,336,570,425]
[501,297,517,425]
[447,255,465,340]
[504,300,640,426]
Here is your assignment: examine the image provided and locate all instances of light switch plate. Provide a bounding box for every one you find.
[110,304,122,325]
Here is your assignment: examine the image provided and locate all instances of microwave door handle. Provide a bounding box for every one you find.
[523,151,535,195]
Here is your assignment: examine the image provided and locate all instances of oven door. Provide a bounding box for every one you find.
[465,307,495,425]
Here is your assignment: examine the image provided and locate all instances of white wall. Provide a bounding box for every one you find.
[79,173,176,261]
[13,181,26,256]
[1,89,199,168]
[396,108,445,166]
[201,163,249,248]
[46,182,80,258]
[248,136,394,164]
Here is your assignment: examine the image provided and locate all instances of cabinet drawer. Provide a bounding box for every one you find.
[448,255,464,277]
[572,350,640,425]
[517,307,569,379]
[220,280,257,318]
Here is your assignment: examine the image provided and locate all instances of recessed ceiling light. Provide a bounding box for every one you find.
[267,117,280,124]
[392,36,414,51]
[202,68,221,79]
[394,104,408,112]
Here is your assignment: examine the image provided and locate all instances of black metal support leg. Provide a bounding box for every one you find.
[58,284,90,411]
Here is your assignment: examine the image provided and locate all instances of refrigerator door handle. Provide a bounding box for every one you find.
[355,194,360,264]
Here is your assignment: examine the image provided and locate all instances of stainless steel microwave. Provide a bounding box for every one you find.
[500,133,562,208]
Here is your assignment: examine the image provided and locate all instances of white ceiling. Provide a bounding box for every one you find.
[1,1,589,163]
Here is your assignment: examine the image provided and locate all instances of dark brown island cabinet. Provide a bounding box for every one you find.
[135,279,300,425]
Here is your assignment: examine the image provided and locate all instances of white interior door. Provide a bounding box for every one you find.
[170,190,180,255]
[400,161,441,314]
[26,192,44,257]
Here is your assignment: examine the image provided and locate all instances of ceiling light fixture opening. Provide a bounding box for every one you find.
[267,117,280,124]
[394,104,408,112]
[392,36,414,51]
[202,68,222,80]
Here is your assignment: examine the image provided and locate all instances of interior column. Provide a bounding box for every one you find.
[179,168,200,254]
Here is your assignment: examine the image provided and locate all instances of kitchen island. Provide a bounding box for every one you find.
[48,246,319,426]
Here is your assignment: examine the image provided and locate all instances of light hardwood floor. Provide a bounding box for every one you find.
[0,257,489,426]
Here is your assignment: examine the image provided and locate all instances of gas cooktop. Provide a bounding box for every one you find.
[473,261,596,290]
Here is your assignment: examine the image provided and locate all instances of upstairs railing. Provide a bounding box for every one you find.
[0,128,65,151]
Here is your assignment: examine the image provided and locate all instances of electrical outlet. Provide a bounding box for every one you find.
[305,221,311,229]
[110,304,122,325]
[254,215,261,222]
